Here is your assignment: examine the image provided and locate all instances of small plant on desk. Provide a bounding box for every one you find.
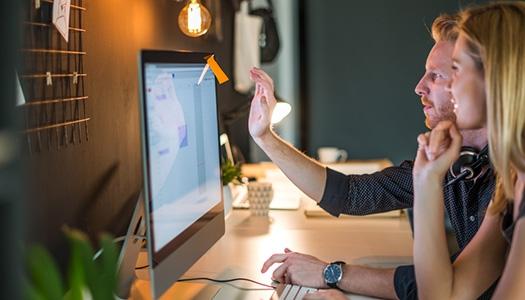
[220,160,243,186]
[221,160,244,216]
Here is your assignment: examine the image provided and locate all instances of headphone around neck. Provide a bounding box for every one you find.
[445,145,490,187]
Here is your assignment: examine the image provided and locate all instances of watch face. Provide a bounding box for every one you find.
[324,264,342,284]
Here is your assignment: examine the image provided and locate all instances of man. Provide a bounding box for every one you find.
[249,14,495,299]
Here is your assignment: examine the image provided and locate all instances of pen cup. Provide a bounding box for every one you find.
[247,182,273,216]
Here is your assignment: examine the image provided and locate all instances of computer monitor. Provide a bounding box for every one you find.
[137,50,225,298]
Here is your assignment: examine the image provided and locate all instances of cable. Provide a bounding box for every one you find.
[92,234,147,261]
[135,265,149,270]
[177,277,275,290]
[131,270,274,291]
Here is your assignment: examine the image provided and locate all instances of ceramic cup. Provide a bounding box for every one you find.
[247,181,273,216]
[318,147,348,163]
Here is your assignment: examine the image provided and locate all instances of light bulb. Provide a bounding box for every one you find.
[271,102,292,124]
[178,0,212,37]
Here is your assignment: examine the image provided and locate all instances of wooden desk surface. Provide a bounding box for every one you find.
[131,199,413,300]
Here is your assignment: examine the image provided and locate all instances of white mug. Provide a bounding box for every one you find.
[318,147,348,163]
[247,181,273,216]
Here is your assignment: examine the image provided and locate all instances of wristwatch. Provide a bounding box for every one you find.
[323,261,346,289]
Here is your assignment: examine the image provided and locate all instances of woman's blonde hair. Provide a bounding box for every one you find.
[458,2,525,214]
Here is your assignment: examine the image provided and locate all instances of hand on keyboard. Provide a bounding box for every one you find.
[261,248,327,288]
[277,285,348,300]
[278,284,318,300]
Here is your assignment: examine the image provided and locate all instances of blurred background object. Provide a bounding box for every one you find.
[1,0,23,299]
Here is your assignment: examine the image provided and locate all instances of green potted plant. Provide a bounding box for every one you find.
[25,227,118,300]
[221,160,243,217]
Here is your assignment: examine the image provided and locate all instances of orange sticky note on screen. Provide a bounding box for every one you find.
[206,55,229,84]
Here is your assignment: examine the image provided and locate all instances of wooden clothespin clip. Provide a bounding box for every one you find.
[46,72,52,86]
[73,72,78,84]
[35,0,41,9]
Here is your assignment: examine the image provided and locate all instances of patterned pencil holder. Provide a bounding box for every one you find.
[247,182,273,216]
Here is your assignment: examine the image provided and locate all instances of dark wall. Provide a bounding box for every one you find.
[302,0,484,164]
[26,0,249,263]
[2,1,22,299]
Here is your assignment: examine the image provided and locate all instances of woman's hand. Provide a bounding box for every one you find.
[413,120,462,184]
[248,68,277,141]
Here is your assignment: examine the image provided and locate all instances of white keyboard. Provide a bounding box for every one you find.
[277,284,318,300]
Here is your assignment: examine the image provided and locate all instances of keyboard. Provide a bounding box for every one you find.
[273,284,318,300]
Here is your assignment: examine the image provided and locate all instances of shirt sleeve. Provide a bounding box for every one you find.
[393,265,418,300]
[318,160,414,216]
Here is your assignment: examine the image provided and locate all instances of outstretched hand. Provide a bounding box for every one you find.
[261,248,328,288]
[248,68,277,141]
[413,120,462,184]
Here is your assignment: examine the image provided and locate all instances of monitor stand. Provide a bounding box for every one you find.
[116,191,146,299]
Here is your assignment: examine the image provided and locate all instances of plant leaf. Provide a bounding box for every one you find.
[26,245,64,300]
[65,227,94,300]
[24,280,48,300]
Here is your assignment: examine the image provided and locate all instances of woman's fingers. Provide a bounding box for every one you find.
[441,123,462,162]
[427,121,454,160]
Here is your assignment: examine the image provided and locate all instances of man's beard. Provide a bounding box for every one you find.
[422,96,456,129]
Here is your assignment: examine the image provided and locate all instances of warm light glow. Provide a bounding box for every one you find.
[271,102,292,124]
[178,0,212,38]
[188,2,202,33]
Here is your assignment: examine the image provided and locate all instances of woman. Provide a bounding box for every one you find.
[413,2,525,299]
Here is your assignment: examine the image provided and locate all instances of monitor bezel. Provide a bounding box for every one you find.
[138,50,224,266]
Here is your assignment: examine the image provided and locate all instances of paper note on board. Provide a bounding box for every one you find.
[205,55,229,84]
[53,0,71,42]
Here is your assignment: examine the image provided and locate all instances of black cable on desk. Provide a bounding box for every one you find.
[133,266,275,291]
[177,277,275,290]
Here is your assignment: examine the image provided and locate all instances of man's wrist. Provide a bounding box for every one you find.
[323,261,346,289]
[253,129,276,148]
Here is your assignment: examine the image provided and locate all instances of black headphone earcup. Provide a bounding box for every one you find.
[449,147,478,179]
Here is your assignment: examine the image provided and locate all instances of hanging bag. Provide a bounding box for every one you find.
[249,0,281,63]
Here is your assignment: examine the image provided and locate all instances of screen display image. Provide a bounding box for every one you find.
[143,63,221,252]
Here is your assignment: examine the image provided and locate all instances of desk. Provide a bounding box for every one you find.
[131,160,413,299]
[131,201,413,299]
